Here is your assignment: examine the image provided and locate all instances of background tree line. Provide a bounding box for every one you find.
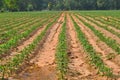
[0,0,120,12]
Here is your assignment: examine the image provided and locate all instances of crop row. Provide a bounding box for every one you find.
[56,16,68,80]
[0,17,35,33]
[0,17,30,29]
[0,18,43,44]
[0,13,60,58]
[75,14,120,54]
[0,12,56,29]
[0,13,60,79]
[80,15,120,44]
[0,17,28,27]
[100,16,120,26]
[0,12,58,31]
[0,13,56,34]
[0,15,54,44]
[71,14,112,76]
[86,15,120,30]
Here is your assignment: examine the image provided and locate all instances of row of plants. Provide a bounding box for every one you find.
[0,12,42,26]
[0,17,35,33]
[71,15,113,76]
[56,16,68,80]
[0,18,26,30]
[0,18,43,44]
[0,13,60,58]
[100,16,120,26]
[109,17,120,23]
[75,14,120,54]
[0,16,30,26]
[0,17,53,44]
[0,12,57,32]
[0,17,46,44]
[0,13,53,33]
[87,15,120,31]
[0,13,61,80]
[80,15,120,44]
[0,17,27,28]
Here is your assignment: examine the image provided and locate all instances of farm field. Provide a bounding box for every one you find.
[0,11,120,80]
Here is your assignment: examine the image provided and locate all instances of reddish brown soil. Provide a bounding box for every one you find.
[13,13,65,80]
[72,14,120,79]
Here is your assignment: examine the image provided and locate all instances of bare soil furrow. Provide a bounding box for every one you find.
[66,14,106,80]
[77,15,120,45]
[15,13,65,80]
[31,14,64,66]
[72,15,120,78]
[67,14,91,79]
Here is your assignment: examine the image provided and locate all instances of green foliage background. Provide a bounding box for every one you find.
[0,0,120,11]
